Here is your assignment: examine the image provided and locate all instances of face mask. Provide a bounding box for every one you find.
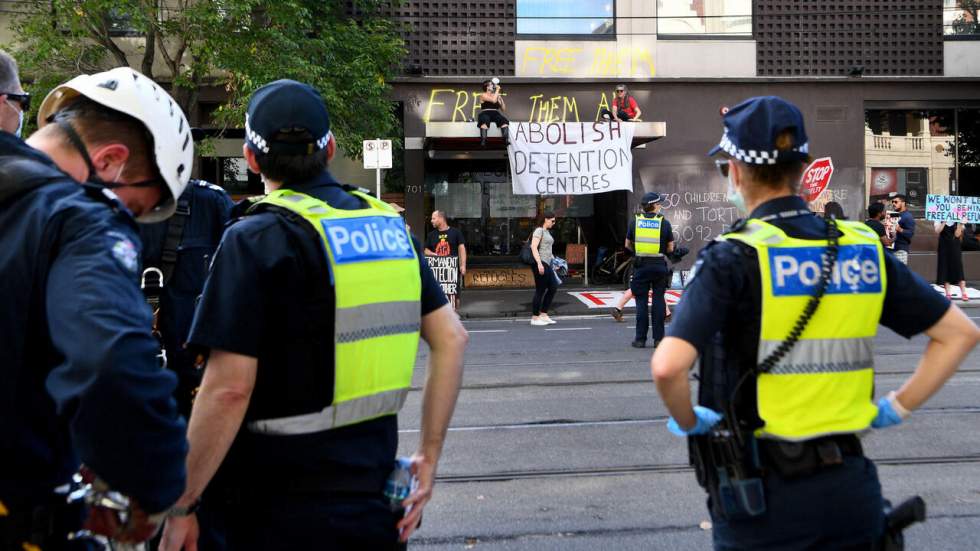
[14,108,23,138]
[726,171,748,215]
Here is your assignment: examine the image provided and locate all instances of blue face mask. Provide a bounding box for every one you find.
[14,108,23,138]
[726,172,748,215]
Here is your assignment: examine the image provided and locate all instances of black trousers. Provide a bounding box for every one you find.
[532,262,559,315]
[599,108,633,121]
[630,262,668,343]
[218,494,406,551]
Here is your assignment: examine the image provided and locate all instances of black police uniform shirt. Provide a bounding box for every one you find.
[626,212,674,268]
[0,131,187,512]
[139,180,233,414]
[187,170,447,486]
[668,195,950,421]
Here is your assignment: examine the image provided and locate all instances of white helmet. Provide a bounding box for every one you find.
[37,67,193,223]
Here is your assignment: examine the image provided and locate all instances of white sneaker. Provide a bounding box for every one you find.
[542,316,557,324]
[530,318,549,326]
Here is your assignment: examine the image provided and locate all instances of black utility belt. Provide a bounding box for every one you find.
[216,467,387,504]
[758,434,863,479]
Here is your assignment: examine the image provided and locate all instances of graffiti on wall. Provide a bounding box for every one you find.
[423,88,630,124]
[517,45,656,78]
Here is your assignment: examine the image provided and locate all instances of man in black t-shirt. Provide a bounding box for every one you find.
[425,210,467,307]
[864,202,893,247]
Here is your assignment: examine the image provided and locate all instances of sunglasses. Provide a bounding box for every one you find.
[715,159,730,178]
[2,92,30,112]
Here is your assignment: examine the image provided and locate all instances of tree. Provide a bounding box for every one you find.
[7,1,406,158]
[951,1,980,36]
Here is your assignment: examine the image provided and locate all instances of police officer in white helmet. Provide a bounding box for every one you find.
[0,66,192,547]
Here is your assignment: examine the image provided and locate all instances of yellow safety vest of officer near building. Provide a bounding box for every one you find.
[721,218,885,440]
[633,213,665,257]
[247,189,421,435]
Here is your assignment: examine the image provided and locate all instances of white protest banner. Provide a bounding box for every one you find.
[508,122,635,195]
[426,256,459,299]
[926,194,980,223]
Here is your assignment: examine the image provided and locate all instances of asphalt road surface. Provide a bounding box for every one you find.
[398,308,980,550]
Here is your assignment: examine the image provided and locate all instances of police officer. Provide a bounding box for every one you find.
[1,64,191,548]
[651,96,980,549]
[159,80,467,551]
[140,175,233,416]
[626,191,674,348]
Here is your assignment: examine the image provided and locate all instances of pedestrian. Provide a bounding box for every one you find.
[158,79,467,551]
[477,78,508,146]
[1,64,191,547]
[600,84,642,122]
[651,95,979,550]
[823,200,846,220]
[530,211,559,326]
[425,209,467,308]
[626,192,674,348]
[610,286,673,323]
[891,193,916,264]
[864,202,894,247]
[935,220,969,302]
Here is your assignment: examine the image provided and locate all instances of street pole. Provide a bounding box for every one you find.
[376,138,382,199]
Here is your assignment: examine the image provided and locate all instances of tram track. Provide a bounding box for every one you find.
[408,368,980,392]
[435,453,980,485]
[399,406,980,434]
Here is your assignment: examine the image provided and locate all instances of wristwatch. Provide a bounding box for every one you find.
[167,498,201,517]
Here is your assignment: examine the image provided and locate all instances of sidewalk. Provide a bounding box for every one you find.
[455,283,980,320]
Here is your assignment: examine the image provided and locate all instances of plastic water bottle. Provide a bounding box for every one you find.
[383,456,415,510]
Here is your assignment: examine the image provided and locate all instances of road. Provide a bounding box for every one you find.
[398,308,980,550]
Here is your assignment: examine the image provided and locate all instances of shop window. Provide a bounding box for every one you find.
[864,108,980,216]
[424,166,593,257]
[944,1,980,38]
[657,0,752,37]
[198,157,262,197]
[516,0,615,37]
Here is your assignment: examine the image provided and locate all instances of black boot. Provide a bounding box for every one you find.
[501,126,510,145]
[480,127,487,147]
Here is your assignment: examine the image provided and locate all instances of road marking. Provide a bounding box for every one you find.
[400,418,662,434]
[468,329,509,333]
[545,327,591,331]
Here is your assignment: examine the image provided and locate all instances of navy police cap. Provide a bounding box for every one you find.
[641,192,662,205]
[708,96,809,165]
[246,79,331,155]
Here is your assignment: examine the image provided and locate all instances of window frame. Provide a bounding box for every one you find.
[515,0,617,41]
[654,0,754,40]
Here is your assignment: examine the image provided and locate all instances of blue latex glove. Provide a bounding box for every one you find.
[667,406,723,436]
[871,397,903,429]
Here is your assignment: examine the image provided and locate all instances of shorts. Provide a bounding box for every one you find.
[477,110,509,128]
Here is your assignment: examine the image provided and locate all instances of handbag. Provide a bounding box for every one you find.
[519,240,535,265]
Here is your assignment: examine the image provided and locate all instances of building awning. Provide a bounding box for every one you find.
[421,121,666,159]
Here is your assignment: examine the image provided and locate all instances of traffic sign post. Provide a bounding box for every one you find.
[800,157,834,203]
[363,139,393,198]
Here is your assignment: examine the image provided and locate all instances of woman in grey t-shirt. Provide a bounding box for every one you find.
[530,211,559,326]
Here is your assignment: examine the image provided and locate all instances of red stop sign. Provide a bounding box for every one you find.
[800,157,834,202]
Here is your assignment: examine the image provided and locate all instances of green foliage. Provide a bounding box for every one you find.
[7,0,406,157]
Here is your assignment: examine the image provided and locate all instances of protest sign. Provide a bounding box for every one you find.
[926,194,980,223]
[800,157,834,202]
[508,122,635,196]
[426,256,460,300]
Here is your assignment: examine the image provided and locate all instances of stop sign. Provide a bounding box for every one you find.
[800,157,834,202]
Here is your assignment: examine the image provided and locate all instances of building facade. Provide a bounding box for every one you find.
[379,0,980,282]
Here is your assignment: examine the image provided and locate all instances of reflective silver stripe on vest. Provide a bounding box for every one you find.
[758,337,874,374]
[336,300,420,344]
[247,387,409,435]
[634,237,664,257]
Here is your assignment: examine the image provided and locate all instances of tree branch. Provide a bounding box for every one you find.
[82,13,129,67]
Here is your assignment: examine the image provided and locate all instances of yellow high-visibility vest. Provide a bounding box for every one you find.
[246,189,421,435]
[721,218,886,441]
[634,214,664,257]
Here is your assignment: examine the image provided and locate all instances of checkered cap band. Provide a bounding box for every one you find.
[245,115,269,154]
[716,130,809,165]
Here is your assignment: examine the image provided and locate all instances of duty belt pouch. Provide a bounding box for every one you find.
[760,438,845,479]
